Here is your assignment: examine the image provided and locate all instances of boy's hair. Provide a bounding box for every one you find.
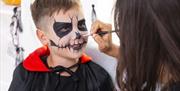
[31,0,80,27]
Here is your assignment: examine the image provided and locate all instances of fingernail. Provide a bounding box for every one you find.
[92,34,95,37]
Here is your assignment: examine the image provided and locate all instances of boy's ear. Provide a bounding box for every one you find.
[36,29,49,45]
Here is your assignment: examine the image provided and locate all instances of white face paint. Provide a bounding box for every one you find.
[47,8,88,59]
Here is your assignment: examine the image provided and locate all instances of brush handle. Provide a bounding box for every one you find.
[97,30,116,36]
[82,30,116,37]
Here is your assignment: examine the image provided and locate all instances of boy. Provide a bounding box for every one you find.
[8,0,114,91]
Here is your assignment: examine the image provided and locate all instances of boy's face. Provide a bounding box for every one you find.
[45,7,88,59]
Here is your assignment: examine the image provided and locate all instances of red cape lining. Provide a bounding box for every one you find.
[23,46,92,72]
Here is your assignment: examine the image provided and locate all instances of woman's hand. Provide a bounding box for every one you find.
[91,20,119,58]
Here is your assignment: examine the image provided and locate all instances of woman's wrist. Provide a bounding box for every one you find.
[106,44,120,59]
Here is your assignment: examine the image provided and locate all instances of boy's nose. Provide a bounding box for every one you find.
[75,32,81,39]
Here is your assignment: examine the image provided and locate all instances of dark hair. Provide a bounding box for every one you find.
[114,0,180,91]
[31,0,80,27]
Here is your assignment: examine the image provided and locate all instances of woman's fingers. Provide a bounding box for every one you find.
[93,34,106,50]
[91,20,109,34]
[91,20,112,53]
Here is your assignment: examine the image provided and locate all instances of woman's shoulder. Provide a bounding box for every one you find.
[162,82,180,91]
[169,82,180,91]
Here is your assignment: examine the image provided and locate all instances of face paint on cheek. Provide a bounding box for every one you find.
[53,21,73,38]
[50,40,60,48]
[50,39,71,50]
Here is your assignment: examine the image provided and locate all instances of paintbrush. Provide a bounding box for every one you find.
[82,30,116,37]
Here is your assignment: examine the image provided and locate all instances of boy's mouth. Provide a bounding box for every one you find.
[50,39,87,51]
[70,43,84,50]
[59,41,87,51]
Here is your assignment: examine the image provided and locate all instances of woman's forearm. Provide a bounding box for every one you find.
[106,44,120,59]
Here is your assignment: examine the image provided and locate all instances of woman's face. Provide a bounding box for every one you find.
[46,7,88,59]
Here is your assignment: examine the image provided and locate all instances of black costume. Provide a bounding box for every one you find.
[8,46,114,91]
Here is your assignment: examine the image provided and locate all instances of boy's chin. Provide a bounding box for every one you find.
[57,46,86,60]
[67,46,86,59]
[65,52,83,60]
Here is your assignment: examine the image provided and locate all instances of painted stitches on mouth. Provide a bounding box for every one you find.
[50,40,87,50]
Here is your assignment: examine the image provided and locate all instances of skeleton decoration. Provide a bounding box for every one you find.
[9,7,24,66]
[91,4,97,23]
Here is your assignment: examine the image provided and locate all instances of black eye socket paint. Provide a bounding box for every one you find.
[78,19,88,31]
[53,22,72,38]
[53,18,87,39]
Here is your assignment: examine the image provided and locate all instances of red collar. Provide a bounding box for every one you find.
[23,46,92,72]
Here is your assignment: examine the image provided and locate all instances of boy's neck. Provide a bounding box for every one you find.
[47,54,79,76]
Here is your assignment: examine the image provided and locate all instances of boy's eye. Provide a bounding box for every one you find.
[60,26,72,32]
[78,24,87,31]
[53,22,72,38]
[56,25,72,38]
[60,28,68,32]
[78,19,87,31]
